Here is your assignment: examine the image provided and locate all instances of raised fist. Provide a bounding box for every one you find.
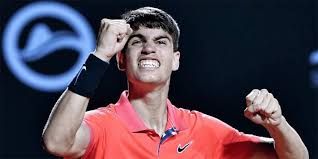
[244,89,283,127]
[94,18,133,62]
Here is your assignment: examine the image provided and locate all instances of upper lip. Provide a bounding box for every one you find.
[138,56,161,65]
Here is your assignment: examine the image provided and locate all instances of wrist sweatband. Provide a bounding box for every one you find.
[68,54,109,98]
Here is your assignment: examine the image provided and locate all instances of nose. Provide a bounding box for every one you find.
[141,42,156,54]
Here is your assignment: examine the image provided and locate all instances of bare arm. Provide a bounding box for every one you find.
[42,90,90,158]
[245,89,309,159]
[264,117,308,159]
[42,18,132,158]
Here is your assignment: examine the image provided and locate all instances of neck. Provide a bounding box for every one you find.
[128,80,170,136]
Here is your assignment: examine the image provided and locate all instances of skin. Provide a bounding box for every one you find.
[42,19,132,158]
[245,89,309,159]
[42,18,308,159]
[118,27,180,135]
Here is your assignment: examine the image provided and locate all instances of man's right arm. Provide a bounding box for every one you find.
[42,19,132,158]
[42,90,91,158]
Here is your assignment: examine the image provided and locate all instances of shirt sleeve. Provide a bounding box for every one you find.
[221,128,276,159]
[199,113,276,159]
[80,108,109,159]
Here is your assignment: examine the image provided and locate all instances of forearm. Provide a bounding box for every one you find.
[42,90,89,151]
[265,116,309,159]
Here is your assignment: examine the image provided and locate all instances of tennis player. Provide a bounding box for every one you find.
[42,7,308,159]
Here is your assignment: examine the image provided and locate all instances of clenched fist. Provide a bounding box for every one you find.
[94,18,133,62]
[244,89,283,127]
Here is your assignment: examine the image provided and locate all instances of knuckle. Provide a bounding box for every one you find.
[261,88,268,92]
[272,98,277,103]
[260,91,267,96]
[274,98,279,105]
[252,89,259,92]
[113,19,126,24]
[119,19,126,23]
[268,93,273,98]
[101,18,108,23]
[108,24,119,31]
[253,89,260,95]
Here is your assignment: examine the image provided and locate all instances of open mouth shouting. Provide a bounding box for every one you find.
[138,58,160,70]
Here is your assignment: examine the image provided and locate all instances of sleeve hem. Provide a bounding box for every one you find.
[81,120,95,159]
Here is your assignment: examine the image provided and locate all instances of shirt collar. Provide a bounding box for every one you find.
[114,90,188,133]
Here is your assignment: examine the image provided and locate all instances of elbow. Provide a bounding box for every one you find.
[42,136,61,156]
[277,145,309,159]
[41,133,73,156]
[295,142,309,159]
[301,146,309,159]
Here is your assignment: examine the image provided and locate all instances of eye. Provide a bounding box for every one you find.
[131,39,142,45]
[157,40,167,45]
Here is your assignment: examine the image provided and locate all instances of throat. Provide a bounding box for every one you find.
[130,97,168,136]
[144,114,167,136]
[128,83,170,136]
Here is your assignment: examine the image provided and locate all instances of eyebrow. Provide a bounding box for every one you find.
[128,34,172,43]
[154,35,171,42]
[128,34,144,41]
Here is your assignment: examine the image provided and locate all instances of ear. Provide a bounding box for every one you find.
[116,51,126,71]
[172,51,180,71]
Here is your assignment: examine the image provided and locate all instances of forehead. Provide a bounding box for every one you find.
[130,27,172,40]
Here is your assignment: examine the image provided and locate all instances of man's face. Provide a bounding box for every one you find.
[118,27,180,85]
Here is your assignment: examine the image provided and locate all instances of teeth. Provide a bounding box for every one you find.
[139,60,160,68]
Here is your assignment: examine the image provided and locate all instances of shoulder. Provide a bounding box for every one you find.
[174,107,234,136]
[83,104,117,127]
[175,107,232,130]
[85,105,116,117]
[174,107,254,143]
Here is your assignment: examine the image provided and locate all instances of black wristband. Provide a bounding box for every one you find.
[68,54,109,97]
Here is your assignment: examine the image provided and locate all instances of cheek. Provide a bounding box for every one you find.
[124,50,138,65]
[163,54,175,66]
[125,57,136,70]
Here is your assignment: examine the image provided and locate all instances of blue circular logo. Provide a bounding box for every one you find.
[310,50,318,87]
[2,1,95,92]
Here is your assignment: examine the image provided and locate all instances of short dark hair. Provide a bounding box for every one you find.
[121,7,180,51]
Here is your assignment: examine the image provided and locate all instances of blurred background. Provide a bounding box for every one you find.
[1,0,317,158]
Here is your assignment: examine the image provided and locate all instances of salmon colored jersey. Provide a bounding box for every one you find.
[79,91,275,159]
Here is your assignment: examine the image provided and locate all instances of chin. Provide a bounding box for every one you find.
[137,76,162,84]
[127,71,169,85]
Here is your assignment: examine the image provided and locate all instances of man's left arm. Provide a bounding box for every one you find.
[244,89,309,159]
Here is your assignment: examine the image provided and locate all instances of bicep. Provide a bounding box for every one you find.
[66,123,91,158]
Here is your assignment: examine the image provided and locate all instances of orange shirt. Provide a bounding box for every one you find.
[80,91,274,159]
